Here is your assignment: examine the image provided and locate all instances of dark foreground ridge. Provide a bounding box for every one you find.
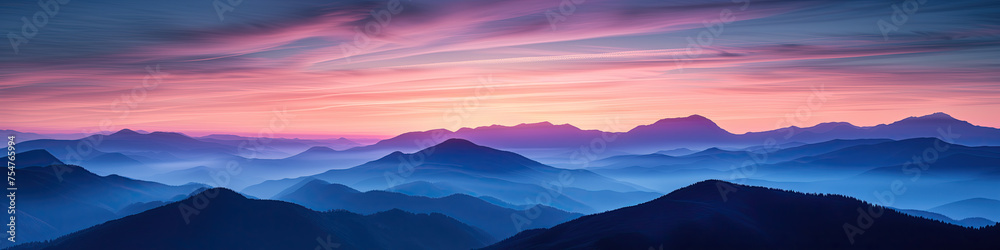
[10,188,493,250]
[483,180,1000,250]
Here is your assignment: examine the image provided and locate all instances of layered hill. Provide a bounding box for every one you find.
[485,180,1000,249]
[11,188,494,250]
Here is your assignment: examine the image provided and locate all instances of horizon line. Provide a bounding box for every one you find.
[3,111,983,141]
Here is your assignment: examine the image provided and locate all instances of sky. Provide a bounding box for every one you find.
[1,0,998,138]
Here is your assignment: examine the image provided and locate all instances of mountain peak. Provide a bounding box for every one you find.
[434,138,481,149]
[303,146,337,154]
[629,114,730,135]
[649,114,713,125]
[189,187,246,202]
[457,121,575,132]
[923,112,955,119]
[896,112,964,124]
[513,121,555,127]
[360,137,548,173]
[485,178,1000,249]
[686,114,710,120]
[111,129,142,136]
[286,146,340,160]
[17,149,65,167]
[148,131,194,139]
[650,179,753,204]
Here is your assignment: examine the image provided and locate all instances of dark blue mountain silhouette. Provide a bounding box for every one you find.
[897,209,996,228]
[14,149,63,167]
[11,188,494,250]
[16,129,238,178]
[328,139,642,193]
[11,146,147,176]
[484,180,1000,249]
[15,112,996,190]
[353,122,606,153]
[791,138,1000,168]
[11,151,206,245]
[276,179,582,240]
[765,138,894,162]
[592,138,897,171]
[16,129,366,190]
[595,137,1000,195]
[930,198,1000,222]
[95,129,235,155]
[244,139,656,213]
[654,148,696,156]
[386,180,474,198]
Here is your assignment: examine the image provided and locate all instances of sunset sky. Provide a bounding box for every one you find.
[1,0,998,138]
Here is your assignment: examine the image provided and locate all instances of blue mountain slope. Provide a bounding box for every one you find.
[13,149,63,167]
[897,209,996,228]
[484,180,1000,249]
[793,138,1000,167]
[591,138,897,171]
[323,139,643,191]
[245,139,652,213]
[386,180,474,198]
[10,151,207,245]
[930,198,1000,222]
[10,188,494,250]
[276,179,583,240]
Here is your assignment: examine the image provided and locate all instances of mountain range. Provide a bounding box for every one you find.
[243,138,661,213]
[275,179,582,240]
[256,112,1000,168]
[10,188,494,250]
[485,180,1000,249]
[12,151,206,244]
[367,112,998,152]
[10,112,997,189]
[4,112,998,249]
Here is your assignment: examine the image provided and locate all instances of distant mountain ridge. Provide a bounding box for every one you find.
[897,209,996,228]
[244,139,658,213]
[293,112,1000,164]
[11,112,998,157]
[276,179,583,240]
[10,112,997,178]
[930,198,1000,222]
